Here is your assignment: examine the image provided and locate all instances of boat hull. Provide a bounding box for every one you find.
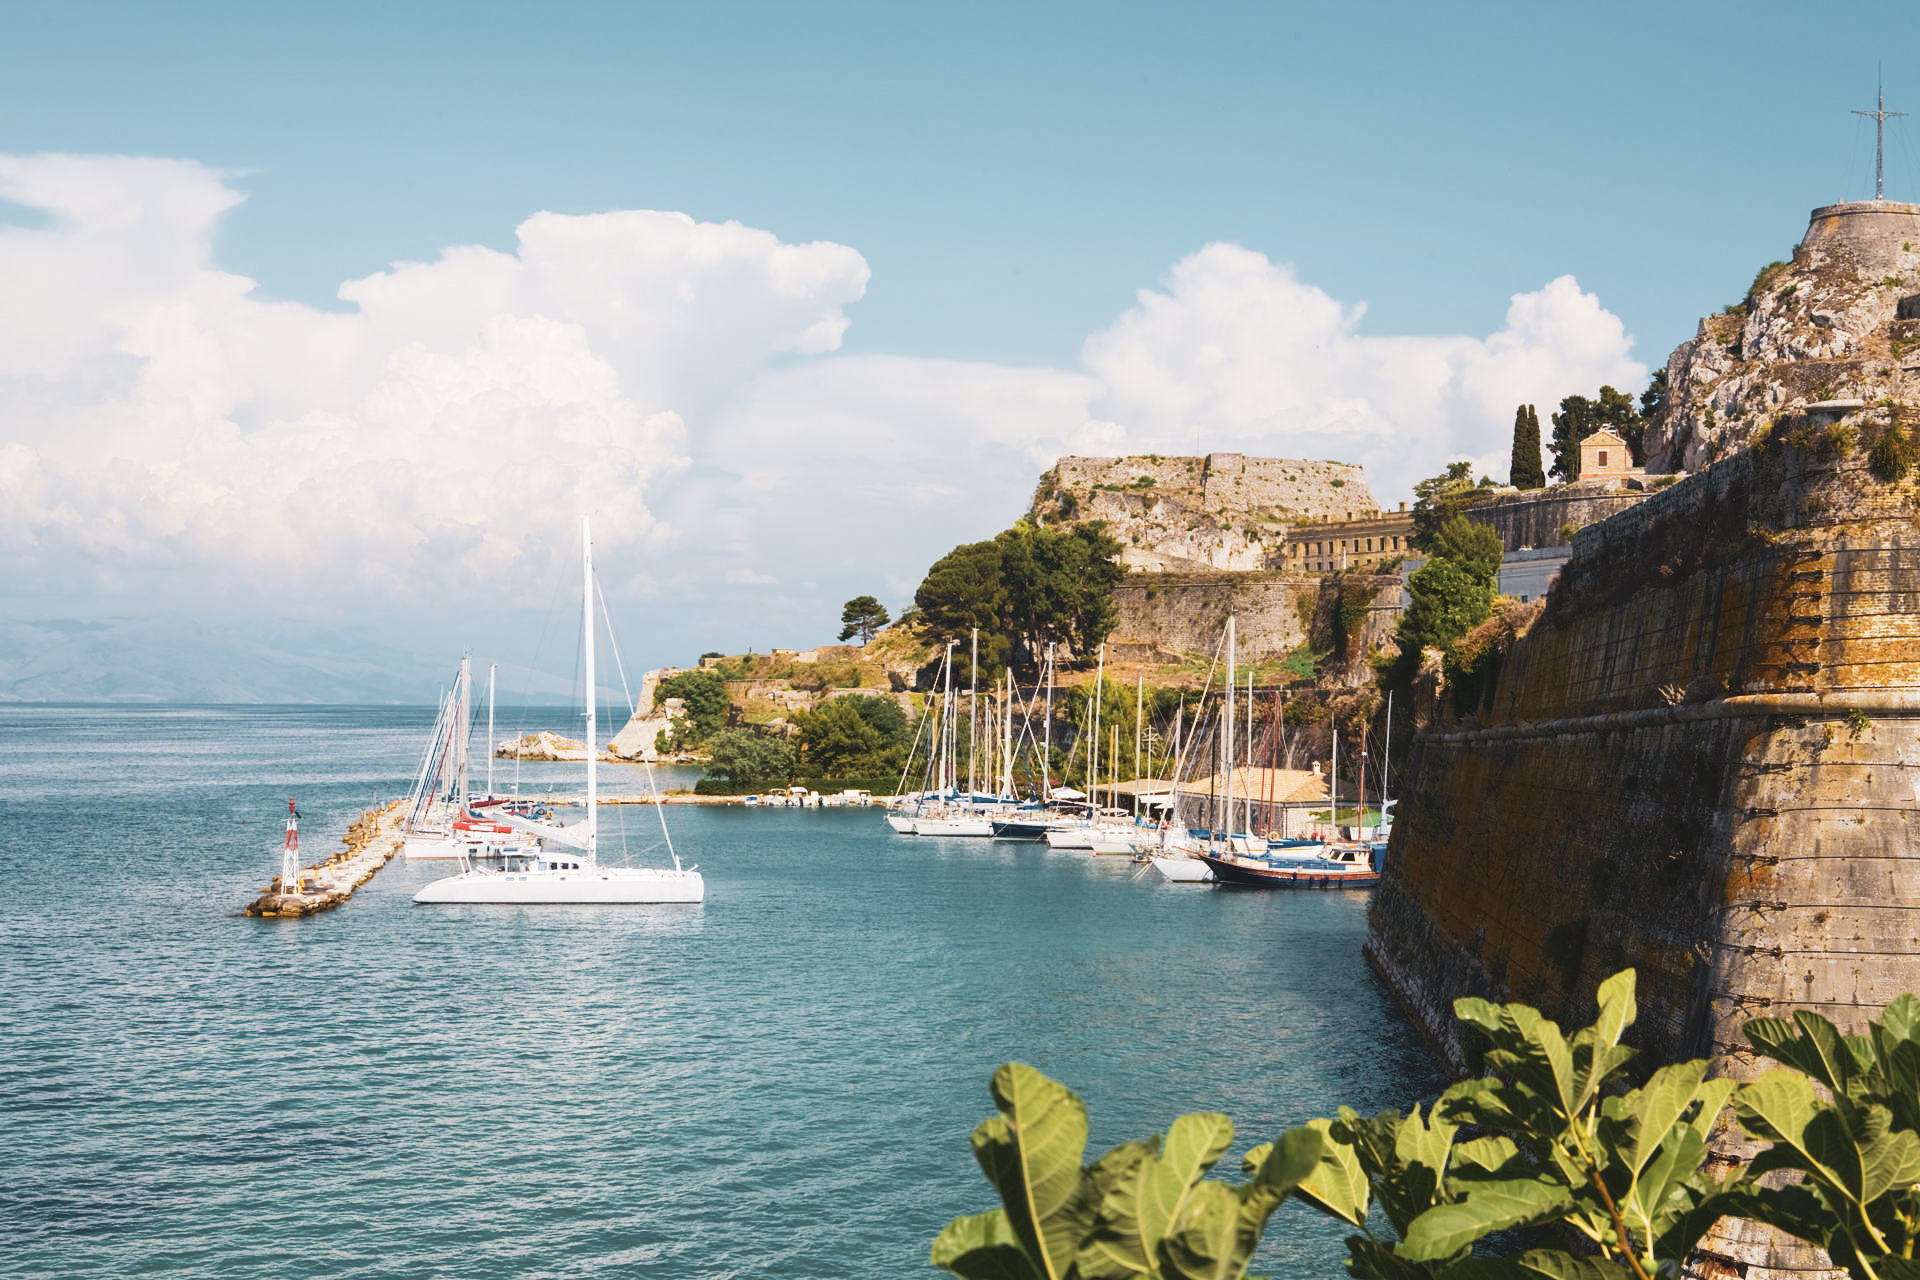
[990,820,1059,841]
[1150,855,1213,882]
[914,815,994,837]
[413,867,705,904]
[884,813,918,834]
[1197,853,1379,889]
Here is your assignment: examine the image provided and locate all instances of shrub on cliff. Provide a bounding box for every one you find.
[655,668,730,746]
[1442,598,1543,719]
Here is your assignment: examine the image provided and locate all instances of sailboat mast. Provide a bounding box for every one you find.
[583,515,598,865]
[1091,643,1104,814]
[1121,675,1136,786]
[486,662,496,797]
[1330,723,1338,843]
[456,655,471,805]
[1224,616,1235,841]
[1003,669,1014,798]
[1042,642,1054,803]
[1245,669,1253,839]
[1382,691,1393,833]
[968,628,978,797]
[943,640,956,795]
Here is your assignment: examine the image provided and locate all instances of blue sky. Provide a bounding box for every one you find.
[6,0,1920,686]
[12,0,1919,368]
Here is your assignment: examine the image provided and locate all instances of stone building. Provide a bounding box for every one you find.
[1578,428,1642,480]
[1282,506,1414,573]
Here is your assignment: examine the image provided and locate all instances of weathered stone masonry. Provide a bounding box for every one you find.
[1368,444,1920,1277]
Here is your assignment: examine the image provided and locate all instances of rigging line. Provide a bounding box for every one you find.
[589,566,679,870]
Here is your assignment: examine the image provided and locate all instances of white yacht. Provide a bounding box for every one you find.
[413,516,704,907]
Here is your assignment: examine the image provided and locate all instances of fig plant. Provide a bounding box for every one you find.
[1735,999,1920,1280]
[936,970,1920,1279]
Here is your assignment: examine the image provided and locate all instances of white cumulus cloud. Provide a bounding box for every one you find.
[0,153,868,611]
[0,154,1644,664]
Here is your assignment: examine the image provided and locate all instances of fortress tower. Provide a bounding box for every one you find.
[1798,199,1920,276]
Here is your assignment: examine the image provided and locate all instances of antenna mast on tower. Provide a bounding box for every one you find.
[1854,69,1907,201]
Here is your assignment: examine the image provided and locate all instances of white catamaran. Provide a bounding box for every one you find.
[413,516,704,906]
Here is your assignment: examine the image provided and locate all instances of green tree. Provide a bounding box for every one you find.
[1639,368,1669,425]
[792,697,884,777]
[1386,515,1503,693]
[702,727,794,785]
[1508,404,1545,490]
[914,520,1126,676]
[915,540,1012,677]
[1409,462,1493,552]
[654,669,730,746]
[1550,385,1645,481]
[845,694,911,755]
[837,595,892,644]
[997,521,1126,666]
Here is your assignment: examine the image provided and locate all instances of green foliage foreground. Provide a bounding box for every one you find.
[934,971,1920,1280]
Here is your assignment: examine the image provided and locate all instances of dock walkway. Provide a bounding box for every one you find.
[243,801,407,918]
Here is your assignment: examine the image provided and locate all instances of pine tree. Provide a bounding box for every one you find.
[1509,404,1545,490]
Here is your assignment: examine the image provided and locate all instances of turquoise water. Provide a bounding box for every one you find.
[0,706,1440,1278]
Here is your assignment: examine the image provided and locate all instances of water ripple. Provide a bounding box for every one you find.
[0,706,1439,1278]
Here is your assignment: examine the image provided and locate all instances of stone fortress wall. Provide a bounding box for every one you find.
[1467,483,1666,550]
[1035,453,1377,573]
[1371,201,1920,1277]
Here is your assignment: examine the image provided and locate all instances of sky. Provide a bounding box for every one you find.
[5,0,1920,689]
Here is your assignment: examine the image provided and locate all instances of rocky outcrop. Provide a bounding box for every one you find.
[607,694,683,761]
[1030,453,1379,572]
[495,731,588,761]
[1650,201,1920,473]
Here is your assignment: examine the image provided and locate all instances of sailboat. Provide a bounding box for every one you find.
[413,517,705,906]
[1149,622,1239,883]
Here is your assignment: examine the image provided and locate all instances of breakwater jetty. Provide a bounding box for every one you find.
[243,801,405,918]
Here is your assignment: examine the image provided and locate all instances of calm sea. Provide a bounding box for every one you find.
[0,705,1440,1278]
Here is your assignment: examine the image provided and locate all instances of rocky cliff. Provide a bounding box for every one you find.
[1030,453,1378,571]
[1651,201,1920,473]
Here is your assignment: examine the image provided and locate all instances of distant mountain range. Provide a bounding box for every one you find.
[0,617,602,704]
[0,617,443,703]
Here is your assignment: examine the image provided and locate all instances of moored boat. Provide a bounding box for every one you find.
[1198,842,1380,888]
[413,516,703,908]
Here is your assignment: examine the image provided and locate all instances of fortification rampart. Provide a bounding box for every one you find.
[1369,443,1920,1277]
[1033,454,1379,572]
[1466,483,1663,552]
[1110,570,1400,679]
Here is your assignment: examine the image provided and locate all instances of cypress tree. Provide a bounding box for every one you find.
[1509,404,1545,490]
